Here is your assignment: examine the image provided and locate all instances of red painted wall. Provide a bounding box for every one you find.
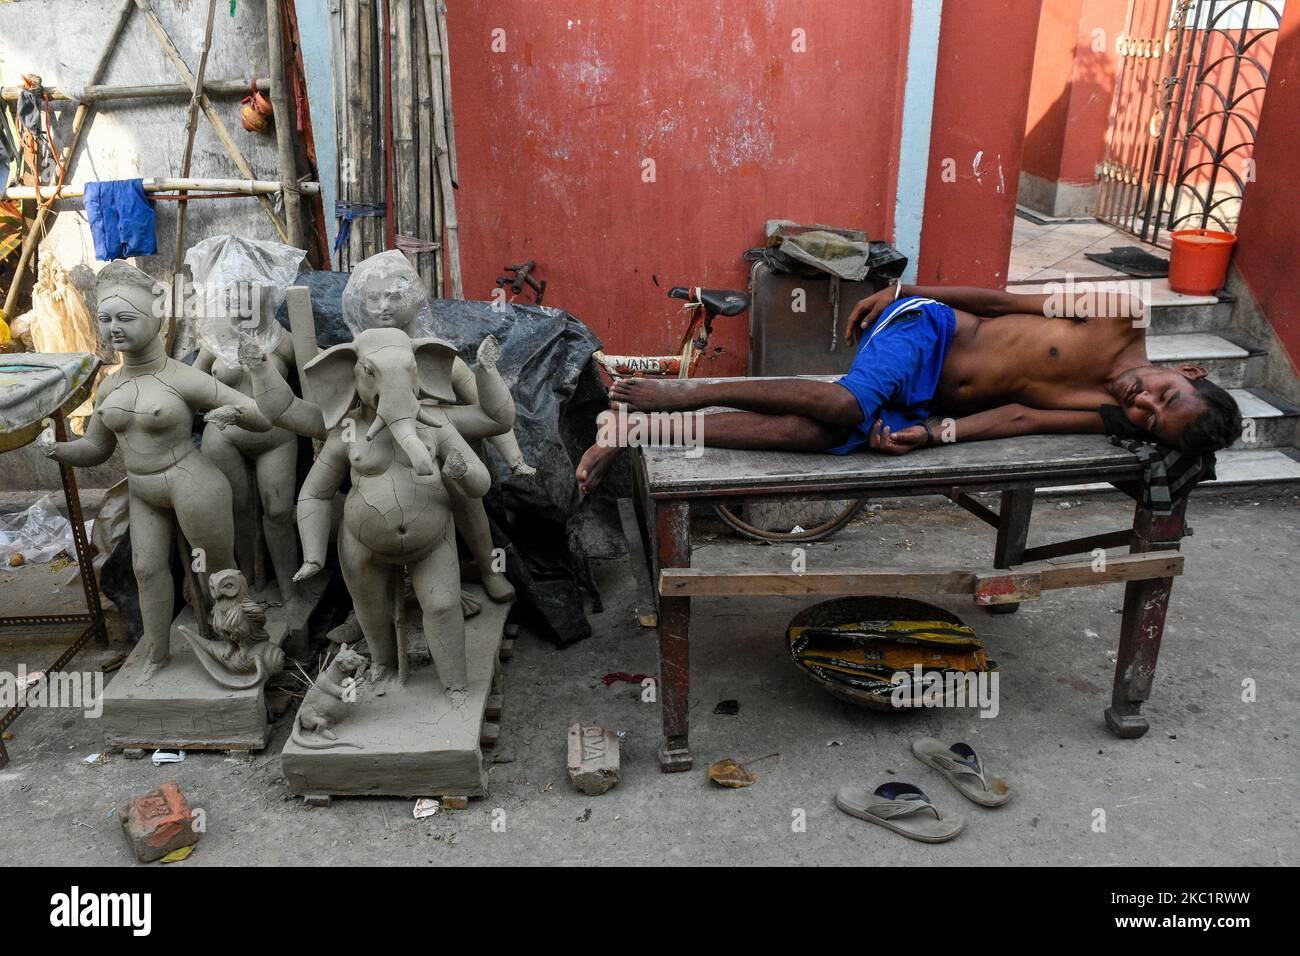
[1022,0,1125,186]
[916,0,1041,286]
[1235,6,1300,371]
[447,1,1029,372]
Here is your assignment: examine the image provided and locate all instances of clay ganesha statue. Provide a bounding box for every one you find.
[289,327,492,703]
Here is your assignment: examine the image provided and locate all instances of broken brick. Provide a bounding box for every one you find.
[121,780,199,863]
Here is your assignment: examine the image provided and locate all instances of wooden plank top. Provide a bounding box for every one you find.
[638,434,1142,498]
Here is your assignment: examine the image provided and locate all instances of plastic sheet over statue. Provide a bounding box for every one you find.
[185,236,313,636]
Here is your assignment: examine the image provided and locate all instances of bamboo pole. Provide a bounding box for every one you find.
[393,0,417,260]
[422,0,461,298]
[267,0,305,248]
[382,0,396,250]
[168,0,220,352]
[434,0,458,188]
[413,0,436,292]
[1,78,270,104]
[132,0,288,241]
[5,179,322,201]
[339,0,357,270]
[2,0,133,324]
[357,0,378,258]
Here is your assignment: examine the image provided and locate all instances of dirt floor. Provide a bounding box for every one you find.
[1,488,1296,866]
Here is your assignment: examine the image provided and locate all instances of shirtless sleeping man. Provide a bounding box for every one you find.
[575,282,1243,493]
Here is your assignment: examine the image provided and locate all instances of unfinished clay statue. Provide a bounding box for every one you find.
[343,251,536,479]
[40,261,273,683]
[291,327,492,703]
[291,644,367,749]
[181,569,287,690]
[248,250,527,605]
[187,236,309,623]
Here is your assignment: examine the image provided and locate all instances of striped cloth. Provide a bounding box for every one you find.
[1109,436,1216,516]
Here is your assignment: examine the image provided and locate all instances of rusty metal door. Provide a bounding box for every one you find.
[1096,0,1282,245]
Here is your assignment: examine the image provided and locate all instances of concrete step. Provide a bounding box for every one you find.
[1230,387,1300,450]
[1039,446,1300,497]
[1006,278,1232,332]
[1146,332,1264,388]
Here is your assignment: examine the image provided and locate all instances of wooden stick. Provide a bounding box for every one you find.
[414,0,435,291]
[393,0,417,260]
[132,0,288,241]
[435,0,458,188]
[1,78,271,103]
[266,0,304,248]
[5,179,321,201]
[169,0,220,353]
[357,0,378,258]
[339,0,358,270]
[422,0,461,298]
[2,0,133,325]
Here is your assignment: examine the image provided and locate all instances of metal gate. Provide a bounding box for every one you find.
[1096,0,1283,245]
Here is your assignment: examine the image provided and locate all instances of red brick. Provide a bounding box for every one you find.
[121,780,199,863]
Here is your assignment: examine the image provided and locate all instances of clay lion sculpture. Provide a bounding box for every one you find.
[291,327,491,704]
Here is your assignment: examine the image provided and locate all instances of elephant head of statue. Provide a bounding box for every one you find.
[304,326,459,475]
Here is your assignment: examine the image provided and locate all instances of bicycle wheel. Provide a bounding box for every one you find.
[713,499,866,543]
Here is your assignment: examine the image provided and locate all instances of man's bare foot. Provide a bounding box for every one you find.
[609,377,699,412]
[576,441,623,494]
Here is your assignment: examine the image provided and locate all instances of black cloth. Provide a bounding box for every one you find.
[1098,405,1216,515]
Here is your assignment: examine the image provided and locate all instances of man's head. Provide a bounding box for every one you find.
[1109,363,1241,453]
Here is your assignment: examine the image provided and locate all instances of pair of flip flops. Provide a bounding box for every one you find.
[834,738,1012,843]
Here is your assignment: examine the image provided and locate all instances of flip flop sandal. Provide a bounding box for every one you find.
[911,737,1012,807]
[833,781,965,843]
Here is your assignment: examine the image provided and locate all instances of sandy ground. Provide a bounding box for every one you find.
[1,488,1296,866]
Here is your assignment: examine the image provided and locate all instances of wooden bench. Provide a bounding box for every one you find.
[629,434,1189,772]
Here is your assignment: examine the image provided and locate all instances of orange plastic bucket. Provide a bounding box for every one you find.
[1168,228,1237,295]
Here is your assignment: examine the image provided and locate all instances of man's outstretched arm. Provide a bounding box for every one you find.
[847,283,1144,341]
[869,404,1104,454]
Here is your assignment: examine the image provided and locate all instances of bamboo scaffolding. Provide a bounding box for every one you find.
[422,0,461,298]
[168,0,220,351]
[267,0,304,248]
[1,78,270,103]
[434,0,457,189]
[414,0,438,292]
[132,0,289,242]
[2,0,134,323]
[392,0,417,258]
[5,179,322,201]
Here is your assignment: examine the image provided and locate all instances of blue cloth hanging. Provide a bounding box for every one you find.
[83,179,157,261]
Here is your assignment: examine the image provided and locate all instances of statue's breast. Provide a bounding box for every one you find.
[98,377,191,435]
[346,430,396,476]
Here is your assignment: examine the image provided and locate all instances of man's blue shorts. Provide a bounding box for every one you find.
[826,295,956,455]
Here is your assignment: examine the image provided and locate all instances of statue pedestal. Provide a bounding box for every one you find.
[252,570,333,661]
[281,585,509,801]
[101,607,287,751]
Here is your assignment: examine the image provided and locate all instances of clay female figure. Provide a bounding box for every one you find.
[40,261,272,682]
[292,327,491,703]
[188,237,309,623]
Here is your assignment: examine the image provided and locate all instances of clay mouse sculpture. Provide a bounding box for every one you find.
[39,260,274,684]
[291,644,368,750]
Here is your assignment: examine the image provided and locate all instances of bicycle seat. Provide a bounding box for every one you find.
[668,286,751,317]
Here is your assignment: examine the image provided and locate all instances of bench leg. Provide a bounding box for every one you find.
[654,501,693,772]
[1105,498,1187,738]
[989,489,1033,615]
